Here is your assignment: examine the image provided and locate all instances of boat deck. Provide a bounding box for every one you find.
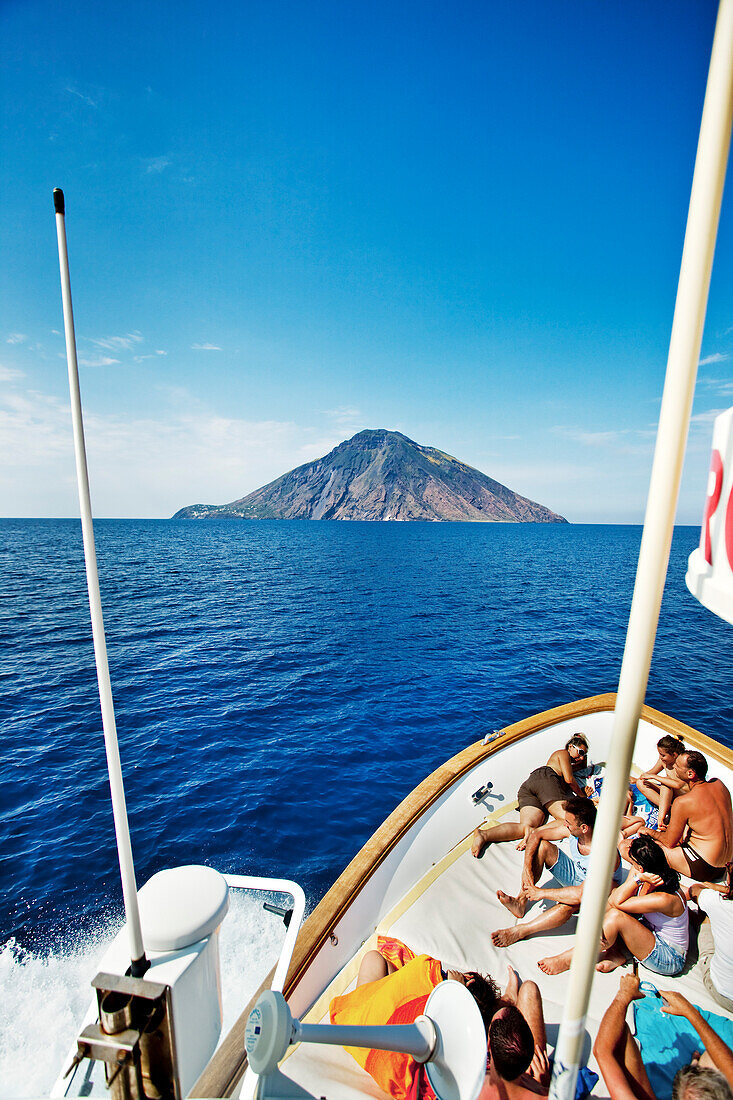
[279,785,723,1099]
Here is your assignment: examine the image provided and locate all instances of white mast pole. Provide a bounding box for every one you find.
[54,189,148,977]
[550,5,733,1097]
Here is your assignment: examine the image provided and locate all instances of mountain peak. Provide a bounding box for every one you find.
[173,430,567,523]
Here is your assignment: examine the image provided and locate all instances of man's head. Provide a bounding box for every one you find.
[675,750,709,782]
[488,1006,535,1081]
[657,735,685,769]
[673,1065,733,1100]
[564,796,597,838]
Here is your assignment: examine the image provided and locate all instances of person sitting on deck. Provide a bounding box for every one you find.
[491,796,622,950]
[472,735,593,857]
[632,735,688,828]
[330,935,507,1100]
[686,861,733,1014]
[633,751,733,883]
[478,973,552,1100]
[593,975,733,1100]
[537,835,689,977]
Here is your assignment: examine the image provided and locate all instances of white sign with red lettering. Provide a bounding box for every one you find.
[686,405,733,626]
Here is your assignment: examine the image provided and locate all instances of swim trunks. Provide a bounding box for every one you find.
[680,841,726,883]
[517,766,572,813]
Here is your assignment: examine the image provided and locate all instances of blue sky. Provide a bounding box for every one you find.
[2,0,731,521]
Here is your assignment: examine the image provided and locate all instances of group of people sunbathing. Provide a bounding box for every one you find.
[328,733,733,1100]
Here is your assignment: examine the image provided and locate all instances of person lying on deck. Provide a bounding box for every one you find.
[330,935,505,1100]
[632,735,687,828]
[479,973,551,1100]
[491,796,622,950]
[633,751,733,883]
[472,735,593,857]
[537,835,689,978]
[593,975,733,1100]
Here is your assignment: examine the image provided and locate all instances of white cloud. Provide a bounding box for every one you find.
[0,382,348,517]
[699,352,729,366]
[191,343,222,351]
[66,86,98,108]
[0,366,25,382]
[144,157,170,174]
[78,356,120,368]
[89,333,143,352]
[7,334,27,345]
[155,350,167,356]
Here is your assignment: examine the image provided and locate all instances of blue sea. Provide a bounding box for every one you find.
[1,519,732,1092]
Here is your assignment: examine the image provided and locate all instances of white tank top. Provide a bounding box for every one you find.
[643,890,689,952]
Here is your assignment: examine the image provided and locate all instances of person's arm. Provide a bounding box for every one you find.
[637,797,687,848]
[525,881,584,906]
[593,976,648,1100]
[615,887,683,919]
[660,991,733,1089]
[557,749,584,795]
[533,820,569,842]
[607,874,641,910]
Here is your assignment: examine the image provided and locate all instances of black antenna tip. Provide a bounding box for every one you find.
[53,188,65,215]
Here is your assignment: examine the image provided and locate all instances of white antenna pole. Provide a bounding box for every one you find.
[550,4,733,1098]
[54,189,148,977]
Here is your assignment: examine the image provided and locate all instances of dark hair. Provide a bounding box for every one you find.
[564,796,597,830]
[658,735,685,756]
[566,734,588,754]
[489,1006,534,1081]
[673,1065,733,1100]
[683,751,708,780]
[463,972,501,1030]
[629,834,681,895]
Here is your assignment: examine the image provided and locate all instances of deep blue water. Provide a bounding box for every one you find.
[1,520,731,950]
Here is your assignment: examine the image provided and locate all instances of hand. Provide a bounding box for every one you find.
[521,866,535,893]
[636,872,664,889]
[584,785,595,798]
[524,882,542,902]
[516,835,528,852]
[528,1045,550,1085]
[617,975,643,1003]
[659,990,693,1018]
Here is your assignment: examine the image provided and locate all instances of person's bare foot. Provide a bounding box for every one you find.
[503,964,519,1003]
[497,890,527,919]
[472,828,489,858]
[595,947,628,973]
[492,926,524,949]
[538,952,572,976]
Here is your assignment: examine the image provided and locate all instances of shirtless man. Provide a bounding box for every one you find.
[479,968,551,1100]
[635,750,733,882]
[491,797,622,949]
[472,735,592,857]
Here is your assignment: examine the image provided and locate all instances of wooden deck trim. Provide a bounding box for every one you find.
[191,693,732,1097]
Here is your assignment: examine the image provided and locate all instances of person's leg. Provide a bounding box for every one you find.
[492,902,576,948]
[517,980,551,1089]
[544,798,568,823]
[598,909,655,971]
[621,815,645,839]
[496,839,559,919]
[517,980,547,1052]
[471,819,525,857]
[658,785,674,827]
[357,950,396,986]
[636,777,662,807]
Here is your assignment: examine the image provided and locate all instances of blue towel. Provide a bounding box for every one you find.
[633,991,733,1100]
[548,1055,599,1100]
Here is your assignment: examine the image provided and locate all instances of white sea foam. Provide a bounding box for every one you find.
[1,891,286,1098]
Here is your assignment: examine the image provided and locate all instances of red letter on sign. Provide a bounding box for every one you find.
[702,449,723,565]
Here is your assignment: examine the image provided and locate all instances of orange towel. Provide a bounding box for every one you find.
[330,948,442,1100]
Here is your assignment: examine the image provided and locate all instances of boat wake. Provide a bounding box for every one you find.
[0,890,287,1098]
